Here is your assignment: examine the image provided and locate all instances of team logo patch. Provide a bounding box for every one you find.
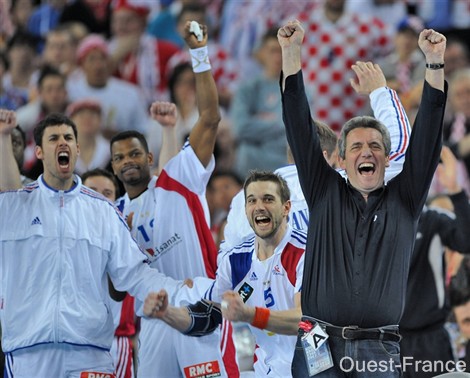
[272,264,283,276]
[250,272,258,281]
[80,372,115,378]
[238,282,254,303]
[184,361,221,377]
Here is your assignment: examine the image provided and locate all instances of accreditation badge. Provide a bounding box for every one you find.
[299,321,334,376]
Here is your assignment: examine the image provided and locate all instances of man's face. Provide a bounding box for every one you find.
[11,128,25,169]
[82,49,109,87]
[450,77,470,119]
[39,76,67,113]
[454,301,470,339]
[35,125,79,184]
[245,181,290,240]
[83,175,117,201]
[339,127,389,196]
[112,9,144,37]
[111,137,153,187]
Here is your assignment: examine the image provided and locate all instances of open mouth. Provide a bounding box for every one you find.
[358,162,375,176]
[58,152,70,168]
[254,214,271,226]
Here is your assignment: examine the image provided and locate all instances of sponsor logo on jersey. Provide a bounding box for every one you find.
[31,216,42,225]
[250,272,258,281]
[238,282,254,303]
[80,372,115,378]
[184,361,221,377]
[145,233,183,259]
[272,264,283,276]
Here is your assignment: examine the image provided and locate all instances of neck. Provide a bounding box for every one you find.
[125,180,151,200]
[43,173,75,191]
[324,7,343,23]
[256,223,288,261]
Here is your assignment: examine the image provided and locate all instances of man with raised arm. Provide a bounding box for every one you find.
[279,20,446,376]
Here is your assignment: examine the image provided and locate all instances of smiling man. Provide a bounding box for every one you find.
[143,170,306,377]
[279,20,447,377]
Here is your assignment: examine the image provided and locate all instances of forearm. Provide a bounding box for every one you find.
[0,134,22,191]
[424,64,445,92]
[159,305,192,332]
[195,70,220,128]
[261,307,302,335]
[158,126,178,173]
[281,45,302,91]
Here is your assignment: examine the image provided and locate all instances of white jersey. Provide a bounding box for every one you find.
[206,226,306,377]
[116,142,216,286]
[222,86,411,251]
[0,175,181,353]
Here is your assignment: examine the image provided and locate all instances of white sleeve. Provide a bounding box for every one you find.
[370,86,411,183]
[220,190,254,253]
[105,205,183,305]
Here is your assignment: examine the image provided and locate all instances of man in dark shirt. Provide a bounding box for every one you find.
[278,20,447,377]
[400,146,470,377]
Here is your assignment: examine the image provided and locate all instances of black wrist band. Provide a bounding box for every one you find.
[425,63,445,70]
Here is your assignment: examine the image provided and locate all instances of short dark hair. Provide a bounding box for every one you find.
[315,119,338,159]
[208,170,244,189]
[177,3,206,23]
[37,65,65,89]
[449,257,470,308]
[13,124,26,145]
[81,168,120,197]
[338,116,391,159]
[110,130,149,154]
[34,113,78,147]
[243,170,290,204]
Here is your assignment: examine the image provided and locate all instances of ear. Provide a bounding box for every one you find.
[338,156,346,170]
[76,143,80,156]
[35,145,43,160]
[148,151,154,166]
[385,155,390,168]
[284,200,291,216]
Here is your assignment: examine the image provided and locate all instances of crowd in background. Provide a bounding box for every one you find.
[2,0,470,376]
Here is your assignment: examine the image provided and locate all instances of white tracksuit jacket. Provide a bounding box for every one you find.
[0,175,181,353]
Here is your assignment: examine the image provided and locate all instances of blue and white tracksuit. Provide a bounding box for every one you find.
[0,175,181,354]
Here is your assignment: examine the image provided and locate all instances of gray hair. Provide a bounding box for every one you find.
[338,116,391,159]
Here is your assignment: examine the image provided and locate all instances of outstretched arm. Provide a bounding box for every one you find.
[0,109,22,191]
[184,21,221,167]
[420,29,445,92]
[144,289,222,336]
[278,20,304,91]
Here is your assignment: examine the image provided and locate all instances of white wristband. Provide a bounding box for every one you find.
[189,46,211,73]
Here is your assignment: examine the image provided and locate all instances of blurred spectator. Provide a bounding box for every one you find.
[230,27,288,179]
[146,0,181,47]
[16,65,69,179]
[0,0,14,49]
[108,0,180,105]
[293,0,393,132]
[218,0,315,79]
[39,23,79,76]
[444,68,470,180]
[206,170,243,247]
[59,0,112,37]
[166,2,239,108]
[345,0,407,30]
[9,0,35,34]
[379,15,426,119]
[3,31,39,110]
[449,256,470,370]
[66,99,110,175]
[67,33,151,139]
[27,0,67,52]
[444,37,470,79]
[0,51,22,110]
